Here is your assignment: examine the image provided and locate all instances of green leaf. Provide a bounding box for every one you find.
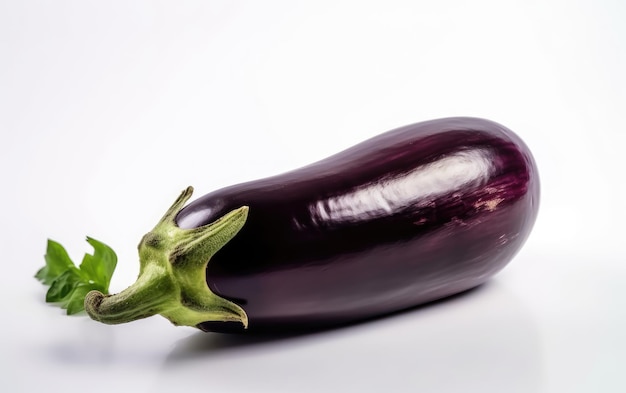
[35,240,74,285]
[46,270,81,303]
[66,284,99,315]
[35,237,118,315]
[80,237,117,290]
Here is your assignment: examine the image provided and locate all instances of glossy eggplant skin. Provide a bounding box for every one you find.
[176,117,539,333]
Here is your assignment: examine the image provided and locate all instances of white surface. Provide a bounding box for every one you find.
[2,1,625,392]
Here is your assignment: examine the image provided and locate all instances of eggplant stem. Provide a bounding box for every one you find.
[84,187,249,329]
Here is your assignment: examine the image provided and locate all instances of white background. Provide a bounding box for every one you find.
[1,1,625,392]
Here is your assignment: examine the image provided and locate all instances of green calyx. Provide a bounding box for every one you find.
[84,186,249,329]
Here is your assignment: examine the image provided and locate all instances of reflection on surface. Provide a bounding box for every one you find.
[311,149,495,224]
[159,282,541,393]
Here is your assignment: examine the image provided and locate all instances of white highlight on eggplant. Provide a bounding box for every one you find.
[311,149,495,224]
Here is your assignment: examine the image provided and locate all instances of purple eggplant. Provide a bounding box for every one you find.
[85,117,539,333]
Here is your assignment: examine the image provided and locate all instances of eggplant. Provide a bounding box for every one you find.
[85,117,539,333]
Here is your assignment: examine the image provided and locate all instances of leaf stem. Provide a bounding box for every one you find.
[84,187,250,329]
